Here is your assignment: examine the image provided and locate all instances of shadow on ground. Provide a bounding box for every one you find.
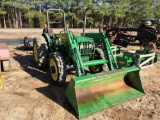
[13,47,77,118]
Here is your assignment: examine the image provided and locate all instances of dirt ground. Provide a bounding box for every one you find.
[0,29,160,120]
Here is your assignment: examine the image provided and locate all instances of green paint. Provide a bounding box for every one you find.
[83,59,107,67]
[74,70,126,88]
[117,47,158,68]
[41,9,147,119]
[154,54,158,62]
[115,46,121,54]
[78,89,143,118]
[66,66,144,118]
[117,55,131,68]
[84,32,118,70]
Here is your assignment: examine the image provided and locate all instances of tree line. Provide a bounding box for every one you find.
[0,0,160,28]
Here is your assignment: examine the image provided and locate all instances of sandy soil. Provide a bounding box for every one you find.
[0,29,160,120]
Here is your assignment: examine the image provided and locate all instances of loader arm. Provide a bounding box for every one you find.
[102,33,118,70]
[67,29,84,76]
[84,32,118,70]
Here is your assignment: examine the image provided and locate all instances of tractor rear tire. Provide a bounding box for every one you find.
[33,36,48,68]
[1,60,11,72]
[49,52,67,84]
[89,48,109,73]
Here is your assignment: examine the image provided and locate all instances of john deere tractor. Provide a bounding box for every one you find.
[33,9,144,118]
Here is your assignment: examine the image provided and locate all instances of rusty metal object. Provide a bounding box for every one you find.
[76,78,134,104]
[66,66,144,118]
[148,42,157,52]
[140,42,157,53]
[106,27,160,50]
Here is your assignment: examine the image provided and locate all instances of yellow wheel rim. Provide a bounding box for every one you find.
[50,58,59,81]
[33,43,38,62]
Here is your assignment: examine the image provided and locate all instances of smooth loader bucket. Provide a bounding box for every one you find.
[66,66,144,118]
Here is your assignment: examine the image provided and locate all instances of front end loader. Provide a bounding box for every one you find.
[33,9,144,118]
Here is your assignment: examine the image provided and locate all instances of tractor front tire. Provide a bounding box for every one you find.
[33,36,48,68]
[89,48,109,73]
[49,52,67,84]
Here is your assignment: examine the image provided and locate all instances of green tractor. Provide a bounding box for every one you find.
[33,9,144,118]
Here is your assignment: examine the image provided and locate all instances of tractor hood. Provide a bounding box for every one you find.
[74,35,93,43]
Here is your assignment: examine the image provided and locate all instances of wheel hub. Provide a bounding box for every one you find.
[50,58,59,81]
[51,66,56,73]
